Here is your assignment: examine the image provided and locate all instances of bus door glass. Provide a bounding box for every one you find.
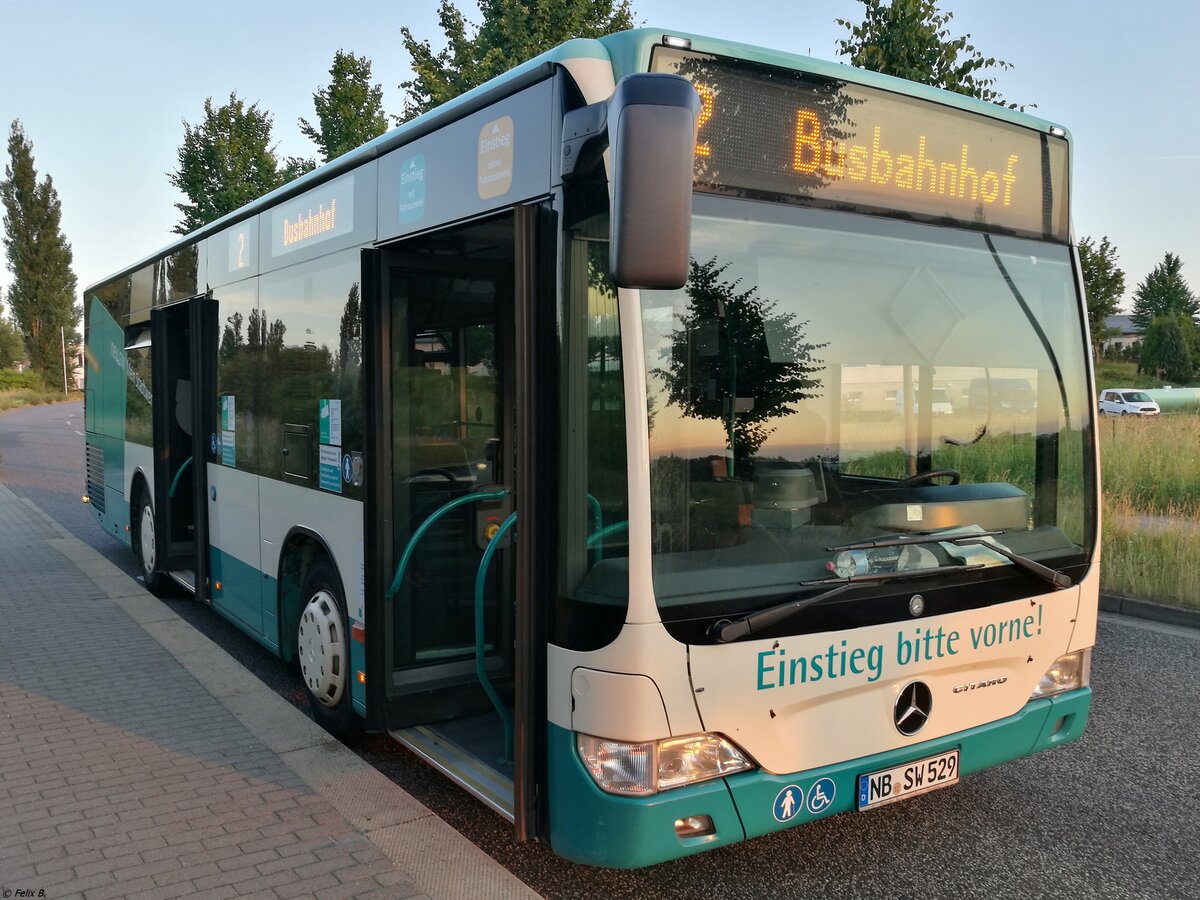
[379,214,517,735]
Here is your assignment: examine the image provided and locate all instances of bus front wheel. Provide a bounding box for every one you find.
[297,560,359,739]
[132,488,165,596]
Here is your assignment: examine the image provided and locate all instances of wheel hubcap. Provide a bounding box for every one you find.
[139,505,156,575]
[298,590,346,707]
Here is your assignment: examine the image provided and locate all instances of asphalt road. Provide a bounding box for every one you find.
[2,400,1198,898]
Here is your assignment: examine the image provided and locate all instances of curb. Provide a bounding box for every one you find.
[1099,593,1200,630]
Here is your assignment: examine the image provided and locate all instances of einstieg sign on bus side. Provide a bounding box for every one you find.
[83,28,1097,868]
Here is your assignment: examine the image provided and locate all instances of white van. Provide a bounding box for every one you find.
[1098,389,1160,417]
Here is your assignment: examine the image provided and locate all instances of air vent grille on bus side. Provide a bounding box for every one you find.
[85,444,106,514]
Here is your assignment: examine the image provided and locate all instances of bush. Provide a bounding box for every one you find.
[0,369,44,391]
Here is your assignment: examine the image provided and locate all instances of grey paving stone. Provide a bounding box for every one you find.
[0,485,432,898]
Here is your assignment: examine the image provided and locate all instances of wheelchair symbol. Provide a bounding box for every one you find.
[806,777,835,814]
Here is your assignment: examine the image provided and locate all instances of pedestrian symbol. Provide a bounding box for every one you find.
[806,777,836,814]
[772,784,803,823]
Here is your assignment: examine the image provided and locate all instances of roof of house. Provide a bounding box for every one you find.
[1105,314,1138,334]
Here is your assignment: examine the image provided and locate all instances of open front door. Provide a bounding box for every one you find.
[364,207,551,835]
[149,295,216,598]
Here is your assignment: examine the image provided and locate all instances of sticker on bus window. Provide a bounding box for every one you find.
[220,395,236,432]
[318,444,341,493]
[221,431,235,466]
[399,155,425,225]
[477,116,514,199]
[319,399,341,446]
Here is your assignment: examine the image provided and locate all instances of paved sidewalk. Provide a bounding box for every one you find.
[0,483,539,900]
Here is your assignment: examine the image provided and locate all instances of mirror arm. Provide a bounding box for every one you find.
[561,101,609,181]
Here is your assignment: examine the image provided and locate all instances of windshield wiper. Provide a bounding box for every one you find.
[829,530,1072,591]
[707,565,981,644]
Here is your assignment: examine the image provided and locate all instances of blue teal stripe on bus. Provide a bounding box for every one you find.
[351,639,366,713]
[731,687,1091,841]
[547,688,1089,868]
[209,548,278,654]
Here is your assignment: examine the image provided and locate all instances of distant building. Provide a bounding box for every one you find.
[1101,314,1140,354]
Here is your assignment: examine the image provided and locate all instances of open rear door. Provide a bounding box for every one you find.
[148,295,216,598]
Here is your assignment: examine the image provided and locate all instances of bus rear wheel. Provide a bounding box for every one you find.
[132,488,165,596]
[297,560,359,739]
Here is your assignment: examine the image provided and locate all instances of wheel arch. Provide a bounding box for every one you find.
[276,526,344,664]
[129,468,151,515]
[128,468,154,552]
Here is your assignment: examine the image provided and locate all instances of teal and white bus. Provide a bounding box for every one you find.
[84,29,1097,868]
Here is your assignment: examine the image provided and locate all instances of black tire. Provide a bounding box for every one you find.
[297,560,360,740]
[132,486,166,596]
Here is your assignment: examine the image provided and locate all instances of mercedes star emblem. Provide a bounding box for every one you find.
[894,681,933,735]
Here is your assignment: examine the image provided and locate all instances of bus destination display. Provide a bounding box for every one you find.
[651,46,1068,240]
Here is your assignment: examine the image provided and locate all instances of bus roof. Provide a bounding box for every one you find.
[87,27,1070,294]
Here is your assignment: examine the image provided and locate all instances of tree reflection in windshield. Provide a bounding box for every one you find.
[656,257,827,475]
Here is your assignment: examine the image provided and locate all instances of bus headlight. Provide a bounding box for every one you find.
[577,732,754,796]
[1029,648,1091,699]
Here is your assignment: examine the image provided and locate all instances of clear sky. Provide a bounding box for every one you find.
[1,1,1196,309]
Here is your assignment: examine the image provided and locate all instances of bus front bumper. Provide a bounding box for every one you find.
[547,687,1090,868]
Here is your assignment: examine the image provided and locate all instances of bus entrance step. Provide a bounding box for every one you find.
[167,570,196,594]
[390,719,514,820]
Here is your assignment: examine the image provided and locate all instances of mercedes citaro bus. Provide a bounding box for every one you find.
[83,29,1097,867]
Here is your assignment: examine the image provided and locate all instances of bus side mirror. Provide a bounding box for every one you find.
[607,74,700,290]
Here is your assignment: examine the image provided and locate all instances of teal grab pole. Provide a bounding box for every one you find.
[167,456,193,500]
[384,489,510,601]
[474,510,518,763]
[585,493,603,564]
[586,520,628,548]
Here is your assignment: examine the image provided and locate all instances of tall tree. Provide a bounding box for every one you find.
[1,121,79,380]
[1077,236,1125,357]
[300,51,389,163]
[1138,313,1195,383]
[1130,252,1197,331]
[170,93,315,235]
[836,0,1025,109]
[399,0,635,121]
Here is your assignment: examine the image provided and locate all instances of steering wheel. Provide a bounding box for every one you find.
[897,468,960,487]
[407,467,459,484]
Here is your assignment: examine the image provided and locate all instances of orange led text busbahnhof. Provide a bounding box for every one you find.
[792,109,1019,206]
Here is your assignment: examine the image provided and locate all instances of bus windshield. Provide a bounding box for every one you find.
[640,196,1093,639]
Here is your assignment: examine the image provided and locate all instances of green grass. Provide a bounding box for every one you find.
[1102,496,1200,609]
[0,387,80,411]
[1098,413,1200,609]
[1099,413,1200,512]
